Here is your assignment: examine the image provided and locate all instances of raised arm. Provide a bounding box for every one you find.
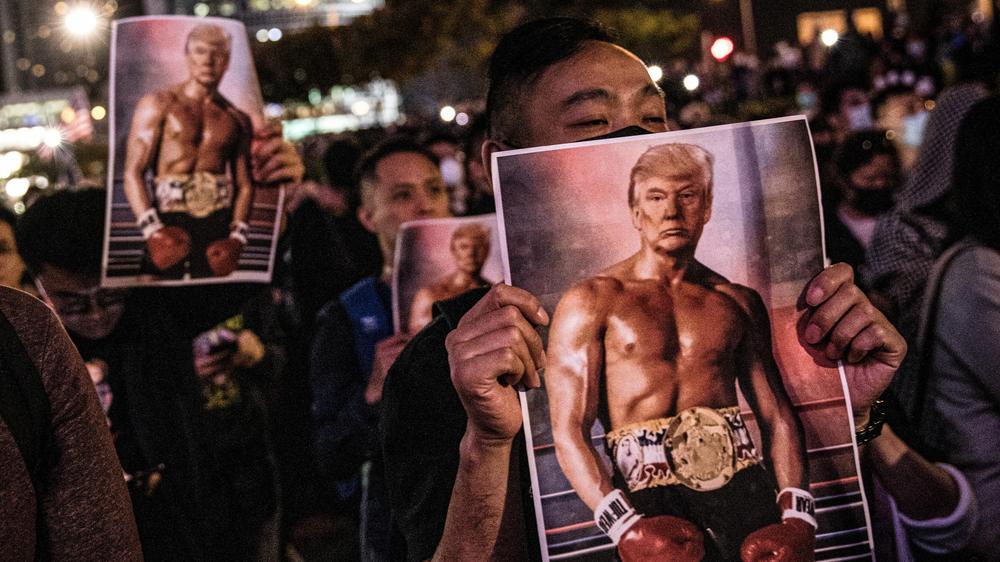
[122,93,165,221]
[229,111,254,226]
[546,282,613,509]
[407,287,435,334]
[731,286,808,492]
[434,284,547,561]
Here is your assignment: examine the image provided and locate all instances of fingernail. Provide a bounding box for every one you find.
[539,349,547,369]
[807,286,824,306]
[536,306,549,324]
[805,323,821,343]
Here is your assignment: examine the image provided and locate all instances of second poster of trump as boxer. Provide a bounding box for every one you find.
[493,116,874,561]
[392,215,503,334]
[103,16,282,287]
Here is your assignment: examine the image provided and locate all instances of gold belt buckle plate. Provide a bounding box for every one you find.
[184,173,220,218]
[667,406,736,491]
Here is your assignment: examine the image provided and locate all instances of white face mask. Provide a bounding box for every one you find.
[902,111,929,147]
[846,104,875,131]
[440,157,464,186]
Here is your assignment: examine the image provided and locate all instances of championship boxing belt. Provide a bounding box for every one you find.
[137,208,164,239]
[594,489,642,544]
[777,487,817,529]
[229,220,249,244]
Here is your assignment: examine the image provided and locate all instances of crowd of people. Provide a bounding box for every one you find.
[1,8,998,562]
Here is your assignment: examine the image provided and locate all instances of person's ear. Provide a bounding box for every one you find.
[481,139,505,190]
[631,203,642,231]
[357,205,377,234]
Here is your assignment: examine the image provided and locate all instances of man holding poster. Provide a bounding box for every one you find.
[546,143,813,561]
[123,23,254,279]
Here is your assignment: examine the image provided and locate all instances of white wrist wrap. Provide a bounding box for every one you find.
[229,221,249,244]
[594,489,642,544]
[778,487,817,529]
[137,208,163,239]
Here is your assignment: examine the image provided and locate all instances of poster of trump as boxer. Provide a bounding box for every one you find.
[392,215,503,334]
[493,116,874,561]
[102,16,282,287]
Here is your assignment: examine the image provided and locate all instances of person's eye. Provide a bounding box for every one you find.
[392,189,412,202]
[569,118,609,128]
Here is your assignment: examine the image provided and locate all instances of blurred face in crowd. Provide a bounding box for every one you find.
[35,266,128,340]
[843,153,898,215]
[512,41,668,147]
[0,221,26,289]
[358,151,451,261]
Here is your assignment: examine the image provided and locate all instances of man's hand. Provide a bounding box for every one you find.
[251,124,304,185]
[233,330,266,369]
[445,284,548,443]
[206,238,243,277]
[797,263,907,425]
[193,347,234,385]
[366,333,411,405]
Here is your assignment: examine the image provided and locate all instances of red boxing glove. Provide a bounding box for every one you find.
[206,238,243,277]
[147,226,191,271]
[618,515,705,562]
[740,518,815,562]
[741,487,817,562]
[595,489,704,562]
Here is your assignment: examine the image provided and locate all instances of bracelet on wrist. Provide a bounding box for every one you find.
[855,399,887,446]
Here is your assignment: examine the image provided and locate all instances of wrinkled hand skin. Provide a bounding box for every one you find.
[445,284,549,443]
[206,238,244,277]
[796,263,906,422]
[366,333,411,405]
[147,226,190,270]
[618,516,705,562]
[740,519,815,562]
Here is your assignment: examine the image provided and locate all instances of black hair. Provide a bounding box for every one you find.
[322,137,363,190]
[951,96,1000,251]
[16,188,105,277]
[0,205,18,231]
[833,129,898,176]
[354,136,439,206]
[485,17,614,144]
[819,80,870,117]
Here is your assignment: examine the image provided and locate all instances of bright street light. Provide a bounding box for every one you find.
[351,100,371,116]
[820,29,839,47]
[683,74,700,92]
[710,37,735,62]
[647,65,663,82]
[439,105,456,123]
[5,178,30,199]
[64,5,99,38]
[42,129,63,149]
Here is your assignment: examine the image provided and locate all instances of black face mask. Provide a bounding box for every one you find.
[581,125,658,142]
[848,186,895,215]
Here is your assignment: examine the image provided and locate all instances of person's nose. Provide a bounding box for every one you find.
[663,195,680,218]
